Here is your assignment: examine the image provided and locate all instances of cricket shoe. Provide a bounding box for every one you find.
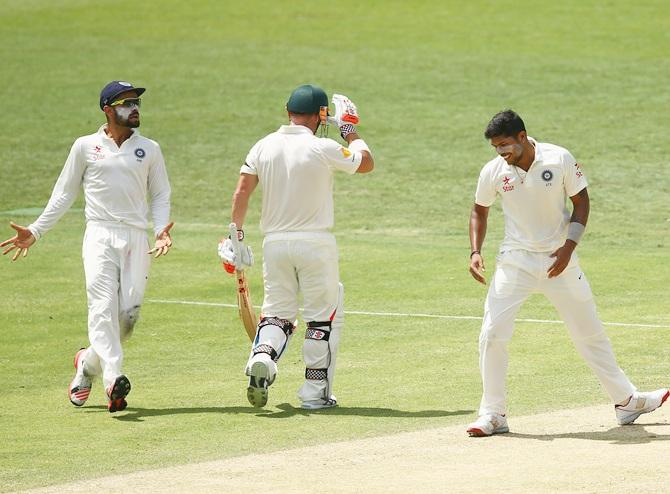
[68,348,93,407]
[247,360,274,408]
[615,388,669,425]
[301,396,338,410]
[467,413,509,437]
[106,375,131,413]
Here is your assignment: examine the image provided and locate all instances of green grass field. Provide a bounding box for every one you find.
[1,1,669,491]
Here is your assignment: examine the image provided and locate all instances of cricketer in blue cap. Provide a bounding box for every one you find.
[99,80,146,110]
[0,79,173,414]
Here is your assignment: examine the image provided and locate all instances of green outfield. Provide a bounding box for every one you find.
[1,0,668,491]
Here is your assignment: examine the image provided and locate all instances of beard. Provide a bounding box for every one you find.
[113,106,140,128]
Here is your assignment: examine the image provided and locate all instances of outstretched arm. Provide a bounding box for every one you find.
[548,187,589,278]
[469,203,489,284]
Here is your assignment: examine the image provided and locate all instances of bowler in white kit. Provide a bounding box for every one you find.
[219,84,374,409]
[466,109,668,436]
[1,81,174,413]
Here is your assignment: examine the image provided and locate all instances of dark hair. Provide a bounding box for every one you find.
[484,110,526,139]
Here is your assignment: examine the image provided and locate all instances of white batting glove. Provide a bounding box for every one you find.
[228,224,254,270]
[218,238,235,266]
[332,94,359,139]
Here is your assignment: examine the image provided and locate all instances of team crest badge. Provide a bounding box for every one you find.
[134,148,146,159]
[541,170,553,182]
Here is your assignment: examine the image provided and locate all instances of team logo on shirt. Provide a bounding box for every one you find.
[574,163,583,178]
[340,147,352,158]
[134,148,146,159]
[502,176,514,192]
[91,145,105,161]
[541,170,553,182]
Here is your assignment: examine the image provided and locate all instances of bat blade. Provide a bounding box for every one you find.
[236,269,257,341]
[228,222,258,340]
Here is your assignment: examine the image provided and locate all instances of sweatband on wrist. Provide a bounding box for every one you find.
[567,222,585,244]
[348,138,370,154]
[339,123,357,139]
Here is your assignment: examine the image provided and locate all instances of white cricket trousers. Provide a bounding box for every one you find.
[80,222,150,390]
[254,231,343,402]
[478,249,636,416]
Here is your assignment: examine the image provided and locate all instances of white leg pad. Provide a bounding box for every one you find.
[299,283,344,403]
[245,317,294,381]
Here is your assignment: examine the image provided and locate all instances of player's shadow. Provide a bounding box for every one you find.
[258,403,473,420]
[88,404,472,422]
[506,423,670,445]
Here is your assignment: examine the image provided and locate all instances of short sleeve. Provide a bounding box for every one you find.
[474,166,496,207]
[241,141,260,175]
[562,150,588,197]
[318,138,362,175]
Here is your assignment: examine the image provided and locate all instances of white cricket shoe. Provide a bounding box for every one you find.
[68,348,92,407]
[246,359,275,408]
[615,388,669,425]
[301,396,338,410]
[467,413,509,437]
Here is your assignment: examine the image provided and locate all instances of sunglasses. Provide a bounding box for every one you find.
[109,97,142,108]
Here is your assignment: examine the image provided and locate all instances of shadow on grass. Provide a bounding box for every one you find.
[506,423,670,445]
[84,404,473,422]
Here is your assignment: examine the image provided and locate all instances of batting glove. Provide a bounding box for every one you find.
[221,226,254,271]
[332,94,360,139]
[218,238,236,273]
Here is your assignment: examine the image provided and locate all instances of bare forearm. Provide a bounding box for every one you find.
[230,173,258,230]
[469,205,489,252]
[231,192,249,229]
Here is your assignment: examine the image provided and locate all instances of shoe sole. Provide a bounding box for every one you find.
[247,361,269,408]
[467,425,510,437]
[68,348,90,407]
[107,375,131,413]
[618,390,670,425]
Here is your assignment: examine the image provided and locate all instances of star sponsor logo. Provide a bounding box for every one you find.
[502,175,514,192]
[91,145,105,161]
[340,147,352,158]
[575,163,583,178]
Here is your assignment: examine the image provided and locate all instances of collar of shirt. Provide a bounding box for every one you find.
[527,136,543,166]
[97,124,140,142]
[278,124,314,135]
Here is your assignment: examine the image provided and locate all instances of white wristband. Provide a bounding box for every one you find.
[567,222,585,244]
[348,138,370,154]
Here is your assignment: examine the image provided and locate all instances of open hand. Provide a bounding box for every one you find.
[0,222,36,261]
[148,222,174,258]
[547,241,576,278]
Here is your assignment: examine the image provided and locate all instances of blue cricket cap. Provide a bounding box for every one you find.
[99,81,146,110]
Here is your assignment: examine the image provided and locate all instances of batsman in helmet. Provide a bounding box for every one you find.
[219,84,374,409]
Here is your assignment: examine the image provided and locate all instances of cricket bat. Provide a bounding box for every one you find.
[229,223,258,341]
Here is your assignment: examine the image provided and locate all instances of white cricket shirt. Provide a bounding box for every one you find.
[28,125,171,239]
[241,124,362,235]
[475,137,588,252]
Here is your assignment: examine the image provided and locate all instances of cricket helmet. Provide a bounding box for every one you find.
[286,84,328,114]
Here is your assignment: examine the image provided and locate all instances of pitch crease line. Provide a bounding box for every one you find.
[146,299,670,329]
